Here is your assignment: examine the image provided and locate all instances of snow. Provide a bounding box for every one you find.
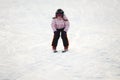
[0,0,120,80]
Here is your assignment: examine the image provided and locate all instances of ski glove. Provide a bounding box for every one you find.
[54,31,57,34]
[63,31,66,33]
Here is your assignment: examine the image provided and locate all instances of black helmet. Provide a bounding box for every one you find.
[55,9,64,17]
[56,9,64,14]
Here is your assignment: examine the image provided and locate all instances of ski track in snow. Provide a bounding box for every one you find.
[0,0,120,80]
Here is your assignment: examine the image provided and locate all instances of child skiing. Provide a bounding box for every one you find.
[51,9,70,53]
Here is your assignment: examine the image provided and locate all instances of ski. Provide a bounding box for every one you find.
[53,50,58,53]
[62,50,68,53]
[52,50,68,53]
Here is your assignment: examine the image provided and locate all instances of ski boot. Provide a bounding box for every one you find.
[52,46,58,53]
[62,46,68,53]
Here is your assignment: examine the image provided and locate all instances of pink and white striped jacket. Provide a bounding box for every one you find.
[51,16,70,32]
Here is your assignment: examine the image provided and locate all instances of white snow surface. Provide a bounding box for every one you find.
[0,0,120,80]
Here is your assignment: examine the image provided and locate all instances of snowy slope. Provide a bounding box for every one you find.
[0,0,120,80]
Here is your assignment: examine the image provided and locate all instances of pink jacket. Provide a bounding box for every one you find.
[51,16,70,32]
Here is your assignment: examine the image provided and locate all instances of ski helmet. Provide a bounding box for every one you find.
[55,9,64,17]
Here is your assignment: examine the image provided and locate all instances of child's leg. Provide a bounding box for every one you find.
[52,30,60,50]
[61,31,69,50]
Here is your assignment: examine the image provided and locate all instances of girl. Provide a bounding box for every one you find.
[51,9,70,52]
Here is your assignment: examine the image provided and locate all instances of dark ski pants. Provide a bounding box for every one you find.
[52,28,69,48]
